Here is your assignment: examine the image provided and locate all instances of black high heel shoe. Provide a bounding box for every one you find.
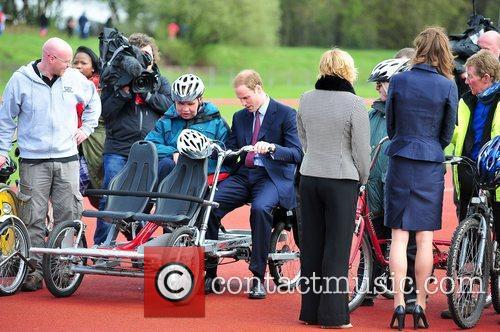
[390,305,405,331]
[412,305,429,329]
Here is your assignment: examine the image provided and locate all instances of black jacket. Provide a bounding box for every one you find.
[101,71,173,156]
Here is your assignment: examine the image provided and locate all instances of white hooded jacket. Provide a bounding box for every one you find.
[0,62,101,159]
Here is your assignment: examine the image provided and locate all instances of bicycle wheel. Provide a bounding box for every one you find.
[269,221,301,289]
[165,226,196,247]
[348,233,372,312]
[492,241,500,313]
[42,220,87,298]
[446,216,491,329]
[492,274,500,313]
[0,216,30,296]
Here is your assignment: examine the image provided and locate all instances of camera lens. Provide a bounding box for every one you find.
[132,72,156,94]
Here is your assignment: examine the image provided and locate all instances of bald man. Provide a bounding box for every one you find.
[0,37,101,291]
[478,30,500,58]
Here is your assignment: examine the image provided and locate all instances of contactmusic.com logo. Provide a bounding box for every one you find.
[144,247,205,317]
[155,262,195,302]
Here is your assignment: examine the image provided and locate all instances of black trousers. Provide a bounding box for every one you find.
[298,176,357,326]
[205,166,279,279]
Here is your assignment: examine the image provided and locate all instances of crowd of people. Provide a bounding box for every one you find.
[0,24,499,329]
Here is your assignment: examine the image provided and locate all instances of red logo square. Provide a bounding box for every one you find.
[144,247,205,317]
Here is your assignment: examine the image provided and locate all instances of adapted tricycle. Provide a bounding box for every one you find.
[30,129,300,297]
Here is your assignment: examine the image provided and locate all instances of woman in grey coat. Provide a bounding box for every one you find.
[297,48,370,328]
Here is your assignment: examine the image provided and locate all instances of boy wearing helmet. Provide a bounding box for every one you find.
[145,74,230,179]
[363,57,410,306]
[366,57,410,241]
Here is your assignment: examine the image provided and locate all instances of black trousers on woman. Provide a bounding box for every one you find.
[299,175,358,326]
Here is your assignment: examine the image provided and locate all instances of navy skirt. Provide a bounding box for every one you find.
[384,156,444,231]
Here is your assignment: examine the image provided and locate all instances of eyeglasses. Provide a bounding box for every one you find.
[50,53,72,65]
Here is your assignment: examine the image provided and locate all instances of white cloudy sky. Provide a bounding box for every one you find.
[15,0,126,24]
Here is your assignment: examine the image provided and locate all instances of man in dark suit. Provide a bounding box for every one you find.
[205,69,302,299]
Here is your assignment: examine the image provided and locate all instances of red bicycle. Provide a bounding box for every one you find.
[347,137,451,312]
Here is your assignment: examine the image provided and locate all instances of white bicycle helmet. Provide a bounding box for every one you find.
[177,129,212,159]
[171,74,205,102]
[368,58,410,82]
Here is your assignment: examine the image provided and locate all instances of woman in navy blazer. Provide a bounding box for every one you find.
[384,27,458,329]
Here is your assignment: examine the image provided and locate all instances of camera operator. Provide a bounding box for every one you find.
[95,32,173,245]
[450,8,498,99]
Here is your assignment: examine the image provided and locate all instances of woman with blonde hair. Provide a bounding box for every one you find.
[384,26,458,329]
[297,48,370,328]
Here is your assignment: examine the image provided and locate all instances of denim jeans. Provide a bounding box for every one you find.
[158,157,175,182]
[93,153,127,245]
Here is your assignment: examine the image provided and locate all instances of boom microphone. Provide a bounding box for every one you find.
[119,55,143,78]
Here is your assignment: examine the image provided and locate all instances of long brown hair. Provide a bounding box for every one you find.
[412,26,454,79]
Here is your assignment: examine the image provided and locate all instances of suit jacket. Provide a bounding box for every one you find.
[226,98,302,209]
[386,64,458,162]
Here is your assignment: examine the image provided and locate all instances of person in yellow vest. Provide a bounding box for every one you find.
[446,50,499,222]
[447,50,500,228]
[444,49,499,320]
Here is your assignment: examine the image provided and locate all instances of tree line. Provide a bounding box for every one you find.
[2,0,498,49]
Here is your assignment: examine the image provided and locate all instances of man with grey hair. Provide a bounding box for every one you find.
[0,37,101,291]
[477,30,500,58]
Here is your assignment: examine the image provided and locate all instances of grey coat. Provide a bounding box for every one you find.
[297,89,370,183]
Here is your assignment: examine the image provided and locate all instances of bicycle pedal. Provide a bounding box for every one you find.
[27,258,37,272]
[235,247,251,260]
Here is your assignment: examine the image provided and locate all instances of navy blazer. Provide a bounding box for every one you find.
[226,98,303,209]
[385,64,458,162]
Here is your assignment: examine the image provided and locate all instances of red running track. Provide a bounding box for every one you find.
[2,172,498,331]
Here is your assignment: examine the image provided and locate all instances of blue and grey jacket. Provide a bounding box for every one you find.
[0,63,101,159]
[145,101,230,173]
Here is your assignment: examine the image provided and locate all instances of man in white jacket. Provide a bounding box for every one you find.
[0,37,101,291]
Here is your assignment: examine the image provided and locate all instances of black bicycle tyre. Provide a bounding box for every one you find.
[0,216,30,296]
[492,273,500,313]
[42,220,87,298]
[165,226,196,247]
[348,234,373,312]
[446,216,491,329]
[269,221,301,289]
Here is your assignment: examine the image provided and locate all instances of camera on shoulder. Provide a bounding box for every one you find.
[99,28,158,94]
[132,71,157,94]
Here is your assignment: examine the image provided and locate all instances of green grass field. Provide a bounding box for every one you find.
[0,26,396,101]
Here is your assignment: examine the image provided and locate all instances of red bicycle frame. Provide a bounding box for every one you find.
[349,137,450,270]
[109,172,231,252]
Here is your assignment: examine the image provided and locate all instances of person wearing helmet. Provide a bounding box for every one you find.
[145,74,230,180]
[362,57,410,307]
[95,33,173,245]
